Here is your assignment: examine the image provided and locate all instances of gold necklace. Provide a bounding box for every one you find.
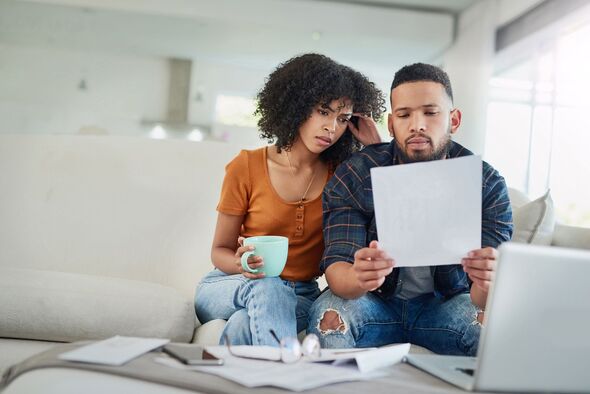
[285,150,317,203]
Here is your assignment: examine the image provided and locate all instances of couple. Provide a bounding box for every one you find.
[194,53,513,356]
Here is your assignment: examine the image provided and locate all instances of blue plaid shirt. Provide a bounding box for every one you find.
[321,140,513,300]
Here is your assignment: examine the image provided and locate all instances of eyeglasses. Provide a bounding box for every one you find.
[270,329,321,363]
[223,330,321,364]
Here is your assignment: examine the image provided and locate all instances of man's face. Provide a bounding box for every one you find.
[388,81,461,163]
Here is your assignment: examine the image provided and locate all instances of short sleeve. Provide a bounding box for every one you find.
[217,150,250,216]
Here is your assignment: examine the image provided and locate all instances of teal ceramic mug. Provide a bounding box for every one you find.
[240,236,288,277]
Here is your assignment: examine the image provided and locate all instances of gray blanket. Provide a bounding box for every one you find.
[1,342,463,393]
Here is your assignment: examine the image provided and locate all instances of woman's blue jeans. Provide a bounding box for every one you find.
[307,290,481,356]
[195,269,320,346]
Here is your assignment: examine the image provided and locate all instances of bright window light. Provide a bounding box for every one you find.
[485,18,590,227]
[150,125,167,139]
[214,94,258,128]
[187,129,204,141]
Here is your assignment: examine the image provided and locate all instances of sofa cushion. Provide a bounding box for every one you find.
[191,319,227,345]
[0,135,243,301]
[552,224,590,250]
[0,268,195,343]
[507,187,530,209]
[512,190,555,245]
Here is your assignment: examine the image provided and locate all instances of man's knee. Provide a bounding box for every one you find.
[318,309,347,333]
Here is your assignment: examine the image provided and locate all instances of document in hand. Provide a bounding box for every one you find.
[371,155,482,267]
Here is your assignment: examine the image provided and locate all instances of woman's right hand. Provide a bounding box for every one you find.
[235,237,266,279]
[348,113,382,146]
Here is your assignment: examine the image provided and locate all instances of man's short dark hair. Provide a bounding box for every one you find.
[390,63,453,102]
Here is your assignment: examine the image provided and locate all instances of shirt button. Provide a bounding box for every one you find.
[296,225,302,230]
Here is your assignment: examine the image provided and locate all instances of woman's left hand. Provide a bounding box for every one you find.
[348,113,381,146]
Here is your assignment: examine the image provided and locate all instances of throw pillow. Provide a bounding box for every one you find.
[512,190,555,245]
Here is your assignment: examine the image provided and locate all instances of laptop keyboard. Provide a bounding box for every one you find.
[456,368,475,376]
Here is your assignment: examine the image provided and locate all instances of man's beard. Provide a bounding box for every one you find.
[394,130,452,164]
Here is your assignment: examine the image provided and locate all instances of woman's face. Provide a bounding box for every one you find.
[296,98,353,154]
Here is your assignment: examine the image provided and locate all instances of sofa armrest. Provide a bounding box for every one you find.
[0,268,196,343]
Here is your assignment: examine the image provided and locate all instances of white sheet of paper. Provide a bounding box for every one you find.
[154,356,383,392]
[201,343,409,373]
[325,343,410,373]
[220,345,281,361]
[371,155,481,267]
[58,336,169,366]
[154,344,409,391]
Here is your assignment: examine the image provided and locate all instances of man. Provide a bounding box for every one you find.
[307,63,512,356]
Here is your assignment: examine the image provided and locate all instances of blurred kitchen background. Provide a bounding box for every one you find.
[1,0,589,226]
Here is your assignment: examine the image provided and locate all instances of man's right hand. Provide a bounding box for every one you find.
[352,240,395,291]
[235,237,265,280]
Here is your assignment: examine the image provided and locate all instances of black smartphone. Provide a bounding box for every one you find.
[350,115,361,129]
[349,110,372,131]
[162,344,224,366]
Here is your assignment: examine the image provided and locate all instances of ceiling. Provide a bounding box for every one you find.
[0,0,478,77]
[310,0,477,14]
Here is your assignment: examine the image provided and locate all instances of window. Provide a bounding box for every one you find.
[214,94,259,128]
[485,23,590,227]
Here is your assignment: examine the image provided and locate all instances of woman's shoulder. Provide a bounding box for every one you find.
[227,146,264,163]
[225,147,267,173]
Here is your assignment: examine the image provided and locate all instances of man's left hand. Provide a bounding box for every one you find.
[462,247,498,292]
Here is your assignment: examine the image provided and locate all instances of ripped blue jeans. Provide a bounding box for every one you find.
[307,290,481,356]
[195,269,320,347]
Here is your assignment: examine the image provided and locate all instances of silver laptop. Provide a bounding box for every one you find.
[405,242,590,392]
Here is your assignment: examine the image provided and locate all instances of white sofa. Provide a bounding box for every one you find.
[1,134,589,392]
[0,134,244,376]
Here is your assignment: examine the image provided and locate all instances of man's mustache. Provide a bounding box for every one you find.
[405,133,432,145]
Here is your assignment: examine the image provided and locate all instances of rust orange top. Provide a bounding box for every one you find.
[217,147,326,281]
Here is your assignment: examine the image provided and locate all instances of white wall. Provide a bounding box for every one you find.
[188,60,269,146]
[189,60,268,126]
[442,0,497,155]
[188,58,392,146]
[440,0,548,154]
[0,44,168,136]
[0,42,272,142]
[0,0,545,148]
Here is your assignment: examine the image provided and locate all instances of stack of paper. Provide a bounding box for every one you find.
[155,343,410,391]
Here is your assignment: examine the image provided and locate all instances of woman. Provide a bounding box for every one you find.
[195,53,385,346]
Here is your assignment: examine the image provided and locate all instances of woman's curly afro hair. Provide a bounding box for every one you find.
[255,53,386,166]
